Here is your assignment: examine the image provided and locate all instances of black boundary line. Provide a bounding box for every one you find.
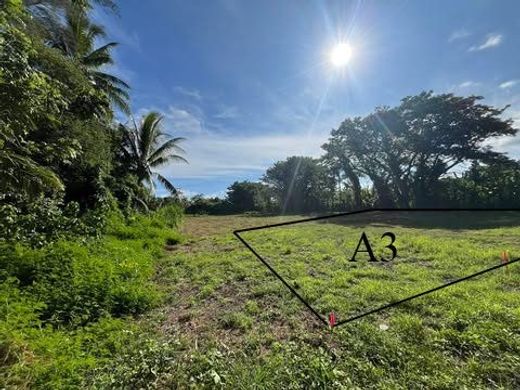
[234,231,328,326]
[233,208,520,328]
[234,208,520,233]
[334,257,519,327]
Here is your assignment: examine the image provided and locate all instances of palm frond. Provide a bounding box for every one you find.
[92,71,130,89]
[147,137,186,163]
[92,72,130,113]
[82,42,117,67]
[155,173,177,195]
[120,110,188,196]
[139,112,163,159]
[150,154,188,168]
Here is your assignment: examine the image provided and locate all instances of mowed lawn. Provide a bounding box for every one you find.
[152,212,520,388]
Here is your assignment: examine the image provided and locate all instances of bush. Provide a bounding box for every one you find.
[0,204,184,387]
[185,195,231,215]
[0,190,117,247]
[0,239,158,327]
[0,204,183,328]
[106,204,183,243]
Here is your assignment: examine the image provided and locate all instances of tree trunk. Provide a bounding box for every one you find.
[342,159,362,209]
[372,176,394,207]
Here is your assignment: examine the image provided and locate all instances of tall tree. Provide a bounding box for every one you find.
[0,2,100,198]
[263,156,334,213]
[398,92,516,205]
[121,112,187,196]
[322,137,363,209]
[226,181,271,213]
[32,2,130,113]
[324,92,517,207]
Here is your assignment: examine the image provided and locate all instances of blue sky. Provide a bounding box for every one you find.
[95,0,520,197]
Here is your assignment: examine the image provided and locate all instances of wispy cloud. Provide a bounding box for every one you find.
[165,106,205,134]
[448,29,471,42]
[214,106,240,119]
[458,81,481,88]
[157,130,328,180]
[469,33,503,51]
[499,80,519,89]
[448,81,482,94]
[173,86,202,100]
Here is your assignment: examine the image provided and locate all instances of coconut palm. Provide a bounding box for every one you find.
[121,112,187,195]
[30,3,130,113]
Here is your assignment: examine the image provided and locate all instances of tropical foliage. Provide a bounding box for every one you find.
[0,1,187,386]
[120,112,187,196]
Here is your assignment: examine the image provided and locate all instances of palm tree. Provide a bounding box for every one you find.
[29,2,130,112]
[121,112,187,195]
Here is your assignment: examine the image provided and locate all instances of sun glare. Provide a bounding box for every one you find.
[330,42,352,67]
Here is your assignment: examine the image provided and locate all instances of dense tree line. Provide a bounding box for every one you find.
[188,92,519,214]
[0,0,185,244]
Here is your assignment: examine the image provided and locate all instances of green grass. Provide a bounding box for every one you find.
[150,212,520,388]
[2,211,519,388]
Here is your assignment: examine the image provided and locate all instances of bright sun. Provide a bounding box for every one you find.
[330,42,352,67]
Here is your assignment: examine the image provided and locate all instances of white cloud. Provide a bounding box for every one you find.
[214,106,240,119]
[157,130,329,180]
[165,107,205,134]
[487,135,520,159]
[485,108,520,159]
[173,86,202,100]
[469,33,503,51]
[458,81,480,88]
[448,81,482,94]
[499,80,519,89]
[449,29,471,42]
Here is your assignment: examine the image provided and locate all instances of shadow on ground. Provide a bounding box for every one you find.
[317,210,520,230]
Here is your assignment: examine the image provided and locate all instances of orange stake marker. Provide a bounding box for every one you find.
[328,311,336,328]
[500,250,510,264]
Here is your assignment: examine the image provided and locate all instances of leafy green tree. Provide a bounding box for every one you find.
[440,160,520,208]
[321,137,363,209]
[263,156,334,213]
[120,112,187,196]
[185,195,230,215]
[23,0,117,10]
[324,92,517,207]
[226,181,272,213]
[0,3,76,196]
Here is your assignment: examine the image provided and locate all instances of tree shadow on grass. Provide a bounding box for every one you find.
[318,210,520,230]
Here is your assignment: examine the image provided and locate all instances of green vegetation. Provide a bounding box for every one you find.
[3,212,519,387]
[119,112,187,199]
[1,0,519,388]
[1,205,183,388]
[125,213,518,388]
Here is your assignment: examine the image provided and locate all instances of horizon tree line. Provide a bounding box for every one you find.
[186,92,519,214]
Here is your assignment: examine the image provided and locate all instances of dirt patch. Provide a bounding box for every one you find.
[182,214,303,238]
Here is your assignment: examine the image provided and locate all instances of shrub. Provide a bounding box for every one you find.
[0,239,158,327]
[0,204,183,327]
[0,202,184,386]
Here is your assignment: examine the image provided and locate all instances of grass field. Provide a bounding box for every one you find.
[142,212,520,388]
